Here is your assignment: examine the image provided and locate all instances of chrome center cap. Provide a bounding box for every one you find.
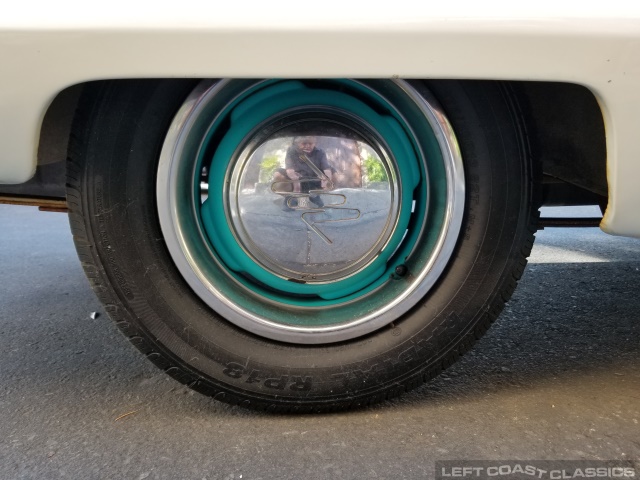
[225,118,401,284]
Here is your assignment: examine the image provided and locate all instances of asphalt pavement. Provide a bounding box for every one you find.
[0,204,639,479]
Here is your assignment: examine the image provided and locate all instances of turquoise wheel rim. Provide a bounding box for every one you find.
[156,79,465,343]
[202,80,421,303]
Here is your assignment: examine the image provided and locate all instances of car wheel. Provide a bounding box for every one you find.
[67,79,536,412]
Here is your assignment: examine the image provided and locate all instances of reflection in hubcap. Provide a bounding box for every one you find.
[226,119,401,283]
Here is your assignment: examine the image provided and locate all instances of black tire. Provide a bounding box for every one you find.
[67,79,536,412]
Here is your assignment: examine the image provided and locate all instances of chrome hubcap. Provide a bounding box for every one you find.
[226,115,401,284]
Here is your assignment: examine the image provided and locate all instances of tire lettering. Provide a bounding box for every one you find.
[222,366,313,391]
[222,362,245,379]
[245,369,261,384]
[264,375,288,390]
[289,376,312,391]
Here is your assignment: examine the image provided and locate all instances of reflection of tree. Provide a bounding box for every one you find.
[259,156,281,183]
[243,139,289,189]
[242,143,265,189]
[363,155,388,184]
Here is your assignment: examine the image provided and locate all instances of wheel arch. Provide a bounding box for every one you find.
[60,80,611,196]
[2,79,607,211]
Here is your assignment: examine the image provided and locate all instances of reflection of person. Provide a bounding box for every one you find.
[285,136,332,207]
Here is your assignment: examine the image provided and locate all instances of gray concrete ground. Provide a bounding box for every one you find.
[0,204,639,479]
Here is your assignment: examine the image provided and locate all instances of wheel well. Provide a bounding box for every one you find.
[0,80,608,208]
[513,81,607,206]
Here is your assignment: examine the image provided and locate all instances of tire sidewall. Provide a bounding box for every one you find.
[75,79,532,406]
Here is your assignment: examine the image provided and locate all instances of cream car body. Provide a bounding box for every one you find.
[1,3,640,236]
